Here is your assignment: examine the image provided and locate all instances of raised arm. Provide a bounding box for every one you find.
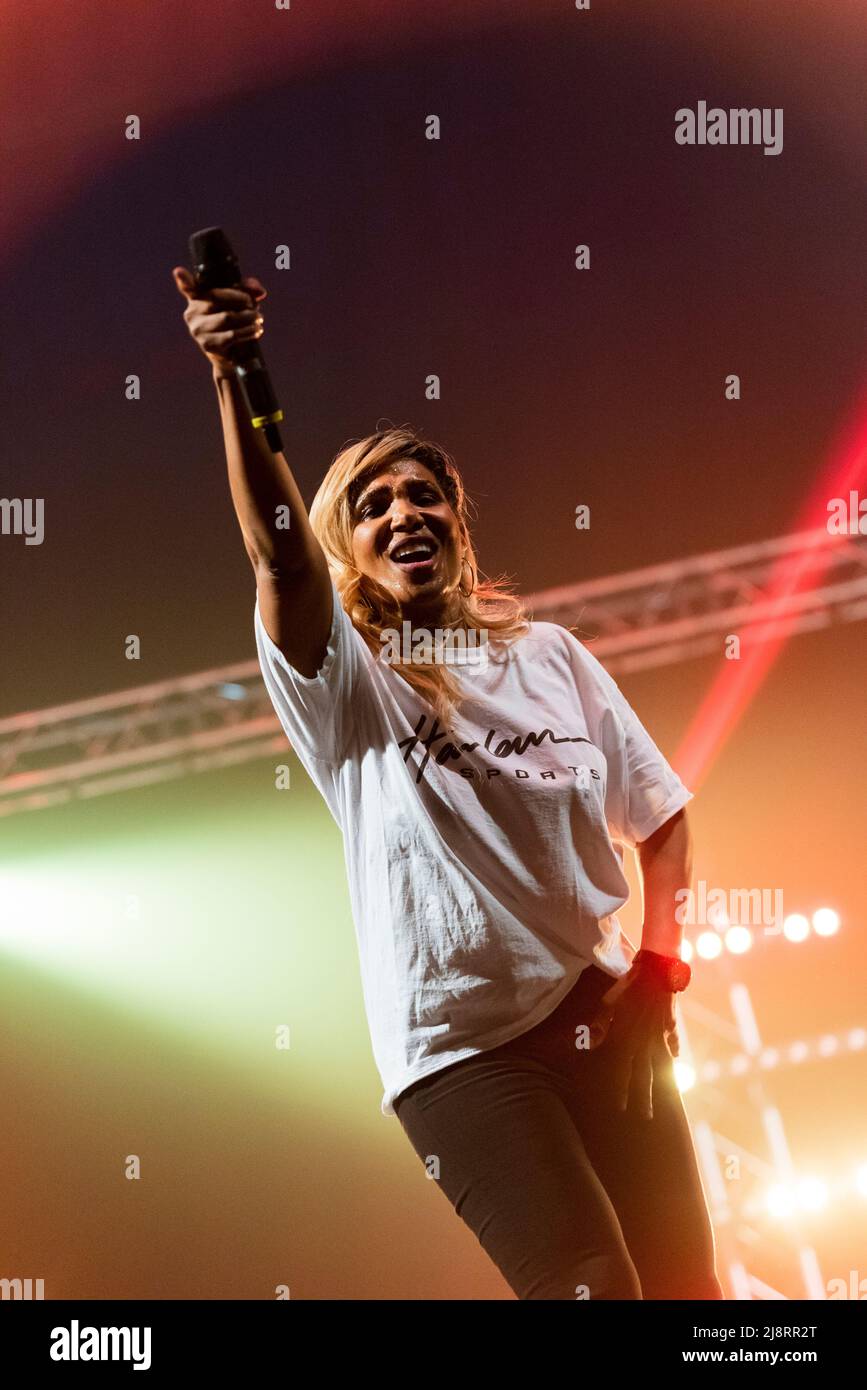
[172,267,332,678]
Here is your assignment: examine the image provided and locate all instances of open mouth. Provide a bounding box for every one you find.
[389,539,439,573]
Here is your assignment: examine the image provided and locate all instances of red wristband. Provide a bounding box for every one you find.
[632,949,691,993]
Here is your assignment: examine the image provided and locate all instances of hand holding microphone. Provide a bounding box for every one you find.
[172,227,283,452]
[172,266,266,376]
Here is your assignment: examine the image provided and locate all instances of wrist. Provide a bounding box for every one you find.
[631,949,691,993]
[640,927,683,957]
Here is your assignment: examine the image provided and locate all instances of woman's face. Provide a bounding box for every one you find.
[350,459,464,621]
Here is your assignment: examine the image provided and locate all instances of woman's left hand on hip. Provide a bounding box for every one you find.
[585,971,679,1120]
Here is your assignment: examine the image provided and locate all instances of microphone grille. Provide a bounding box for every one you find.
[188,227,240,288]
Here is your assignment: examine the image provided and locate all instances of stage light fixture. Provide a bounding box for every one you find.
[696,930,723,960]
[797,1177,828,1212]
[766,1184,796,1220]
[783,913,810,942]
[812,907,840,936]
[725,925,753,954]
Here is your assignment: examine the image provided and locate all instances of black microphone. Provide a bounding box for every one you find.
[188,227,284,454]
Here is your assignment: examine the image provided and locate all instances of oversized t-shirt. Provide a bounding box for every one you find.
[253,578,693,1116]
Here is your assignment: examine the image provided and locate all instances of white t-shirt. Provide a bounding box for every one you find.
[254,578,692,1116]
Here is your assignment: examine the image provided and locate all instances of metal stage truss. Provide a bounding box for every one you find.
[2,528,865,817]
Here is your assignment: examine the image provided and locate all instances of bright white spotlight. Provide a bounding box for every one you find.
[783,913,810,942]
[725,925,753,955]
[0,875,77,948]
[0,874,26,940]
[759,1048,780,1070]
[767,1184,796,1220]
[680,938,694,963]
[787,1041,809,1063]
[812,907,840,936]
[696,930,723,959]
[673,1059,696,1093]
[847,1029,867,1052]
[797,1177,828,1212]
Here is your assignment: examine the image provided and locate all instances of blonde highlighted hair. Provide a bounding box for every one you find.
[308,425,531,723]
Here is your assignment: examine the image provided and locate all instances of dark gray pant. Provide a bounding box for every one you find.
[394,963,724,1300]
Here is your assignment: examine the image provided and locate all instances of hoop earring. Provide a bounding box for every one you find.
[458,556,475,597]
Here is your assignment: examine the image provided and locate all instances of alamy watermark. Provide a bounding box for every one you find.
[0,497,44,545]
[676,102,783,157]
[380,622,489,669]
[827,491,866,535]
[1,1276,44,1299]
[50,1321,151,1370]
[826,1270,867,1300]
[676,880,784,934]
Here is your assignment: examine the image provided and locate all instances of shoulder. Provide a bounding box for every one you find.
[515,617,571,648]
[507,618,604,685]
[516,618,624,709]
[516,618,595,668]
[494,618,564,665]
